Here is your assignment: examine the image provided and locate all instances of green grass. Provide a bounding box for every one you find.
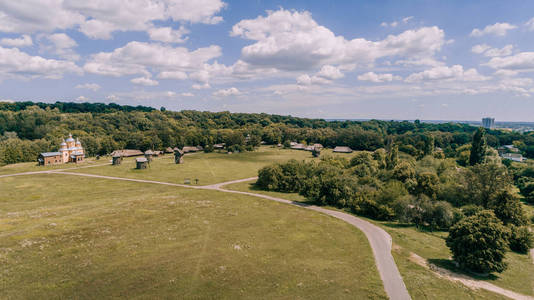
[66,147,313,185]
[0,174,386,299]
[229,180,533,298]
[0,157,103,175]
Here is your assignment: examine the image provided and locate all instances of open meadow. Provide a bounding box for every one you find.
[224,179,534,299]
[0,170,386,298]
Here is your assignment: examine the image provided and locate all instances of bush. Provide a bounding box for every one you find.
[446,210,509,274]
[508,226,534,253]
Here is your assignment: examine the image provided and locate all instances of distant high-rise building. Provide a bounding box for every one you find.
[482,117,495,129]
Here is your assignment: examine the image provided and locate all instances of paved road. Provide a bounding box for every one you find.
[2,170,411,300]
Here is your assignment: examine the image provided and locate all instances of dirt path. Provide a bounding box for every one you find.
[408,252,533,300]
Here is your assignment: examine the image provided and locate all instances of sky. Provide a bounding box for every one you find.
[1,1,534,121]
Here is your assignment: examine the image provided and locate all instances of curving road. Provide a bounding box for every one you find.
[1,170,411,300]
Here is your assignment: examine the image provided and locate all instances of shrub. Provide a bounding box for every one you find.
[508,226,534,254]
[446,210,508,274]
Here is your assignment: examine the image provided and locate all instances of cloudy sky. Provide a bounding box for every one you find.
[1,1,534,121]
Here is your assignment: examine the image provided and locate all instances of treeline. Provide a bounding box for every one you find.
[0,101,155,113]
[2,102,534,165]
[256,130,534,274]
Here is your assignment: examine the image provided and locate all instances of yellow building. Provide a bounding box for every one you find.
[39,134,85,165]
[60,133,84,163]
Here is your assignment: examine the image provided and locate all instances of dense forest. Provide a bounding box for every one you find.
[2,101,534,166]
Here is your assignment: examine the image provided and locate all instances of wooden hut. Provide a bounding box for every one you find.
[165,147,174,154]
[136,157,148,169]
[112,154,122,165]
[333,146,353,153]
[144,150,154,162]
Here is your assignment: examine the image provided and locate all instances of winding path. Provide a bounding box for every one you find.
[1,169,411,300]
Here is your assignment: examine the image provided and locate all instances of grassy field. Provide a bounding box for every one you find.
[0,173,386,299]
[226,180,534,298]
[0,157,103,175]
[65,147,315,185]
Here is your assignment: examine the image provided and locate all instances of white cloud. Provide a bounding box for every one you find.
[484,45,513,57]
[358,72,401,83]
[0,46,81,80]
[525,18,534,31]
[231,9,446,72]
[192,83,211,89]
[405,65,489,82]
[131,76,159,86]
[470,22,517,37]
[0,0,226,40]
[0,99,15,103]
[75,83,101,91]
[471,44,491,54]
[148,26,189,43]
[181,92,194,97]
[106,94,118,101]
[40,33,79,60]
[213,87,240,96]
[84,41,221,78]
[76,95,88,101]
[402,16,414,23]
[472,44,513,57]
[316,65,344,80]
[0,35,32,47]
[485,52,534,71]
[157,71,188,80]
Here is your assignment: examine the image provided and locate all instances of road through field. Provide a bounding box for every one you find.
[1,169,411,299]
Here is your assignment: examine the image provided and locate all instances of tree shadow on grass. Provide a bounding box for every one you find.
[381,222,414,229]
[428,258,499,281]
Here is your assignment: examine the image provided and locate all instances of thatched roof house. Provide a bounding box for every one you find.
[313,143,323,149]
[182,146,201,153]
[165,147,174,153]
[214,143,225,149]
[333,146,353,153]
[290,143,306,150]
[111,149,144,157]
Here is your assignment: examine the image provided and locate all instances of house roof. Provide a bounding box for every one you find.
[165,147,174,153]
[111,149,144,157]
[136,157,148,162]
[290,144,305,150]
[40,152,61,157]
[333,146,353,153]
[144,150,155,155]
[182,146,200,152]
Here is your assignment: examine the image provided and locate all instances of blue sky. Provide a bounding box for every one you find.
[1,1,534,121]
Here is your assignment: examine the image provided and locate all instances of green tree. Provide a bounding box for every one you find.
[386,144,399,170]
[509,226,534,254]
[446,210,508,274]
[469,127,487,166]
[488,189,527,226]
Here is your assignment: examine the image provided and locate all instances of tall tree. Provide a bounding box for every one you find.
[469,127,487,166]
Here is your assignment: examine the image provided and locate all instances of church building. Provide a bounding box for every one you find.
[39,134,85,165]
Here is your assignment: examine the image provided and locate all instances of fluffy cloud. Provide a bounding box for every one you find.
[39,33,79,60]
[470,22,517,37]
[358,72,401,83]
[75,83,101,91]
[213,87,240,96]
[231,9,445,72]
[0,0,225,40]
[485,52,534,71]
[0,46,81,80]
[405,65,488,82]
[181,92,194,97]
[0,35,32,47]
[148,26,189,43]
[157,71,188,80]
[131,76,159,86]
[84,41,221,78]
[472,44,513,57]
